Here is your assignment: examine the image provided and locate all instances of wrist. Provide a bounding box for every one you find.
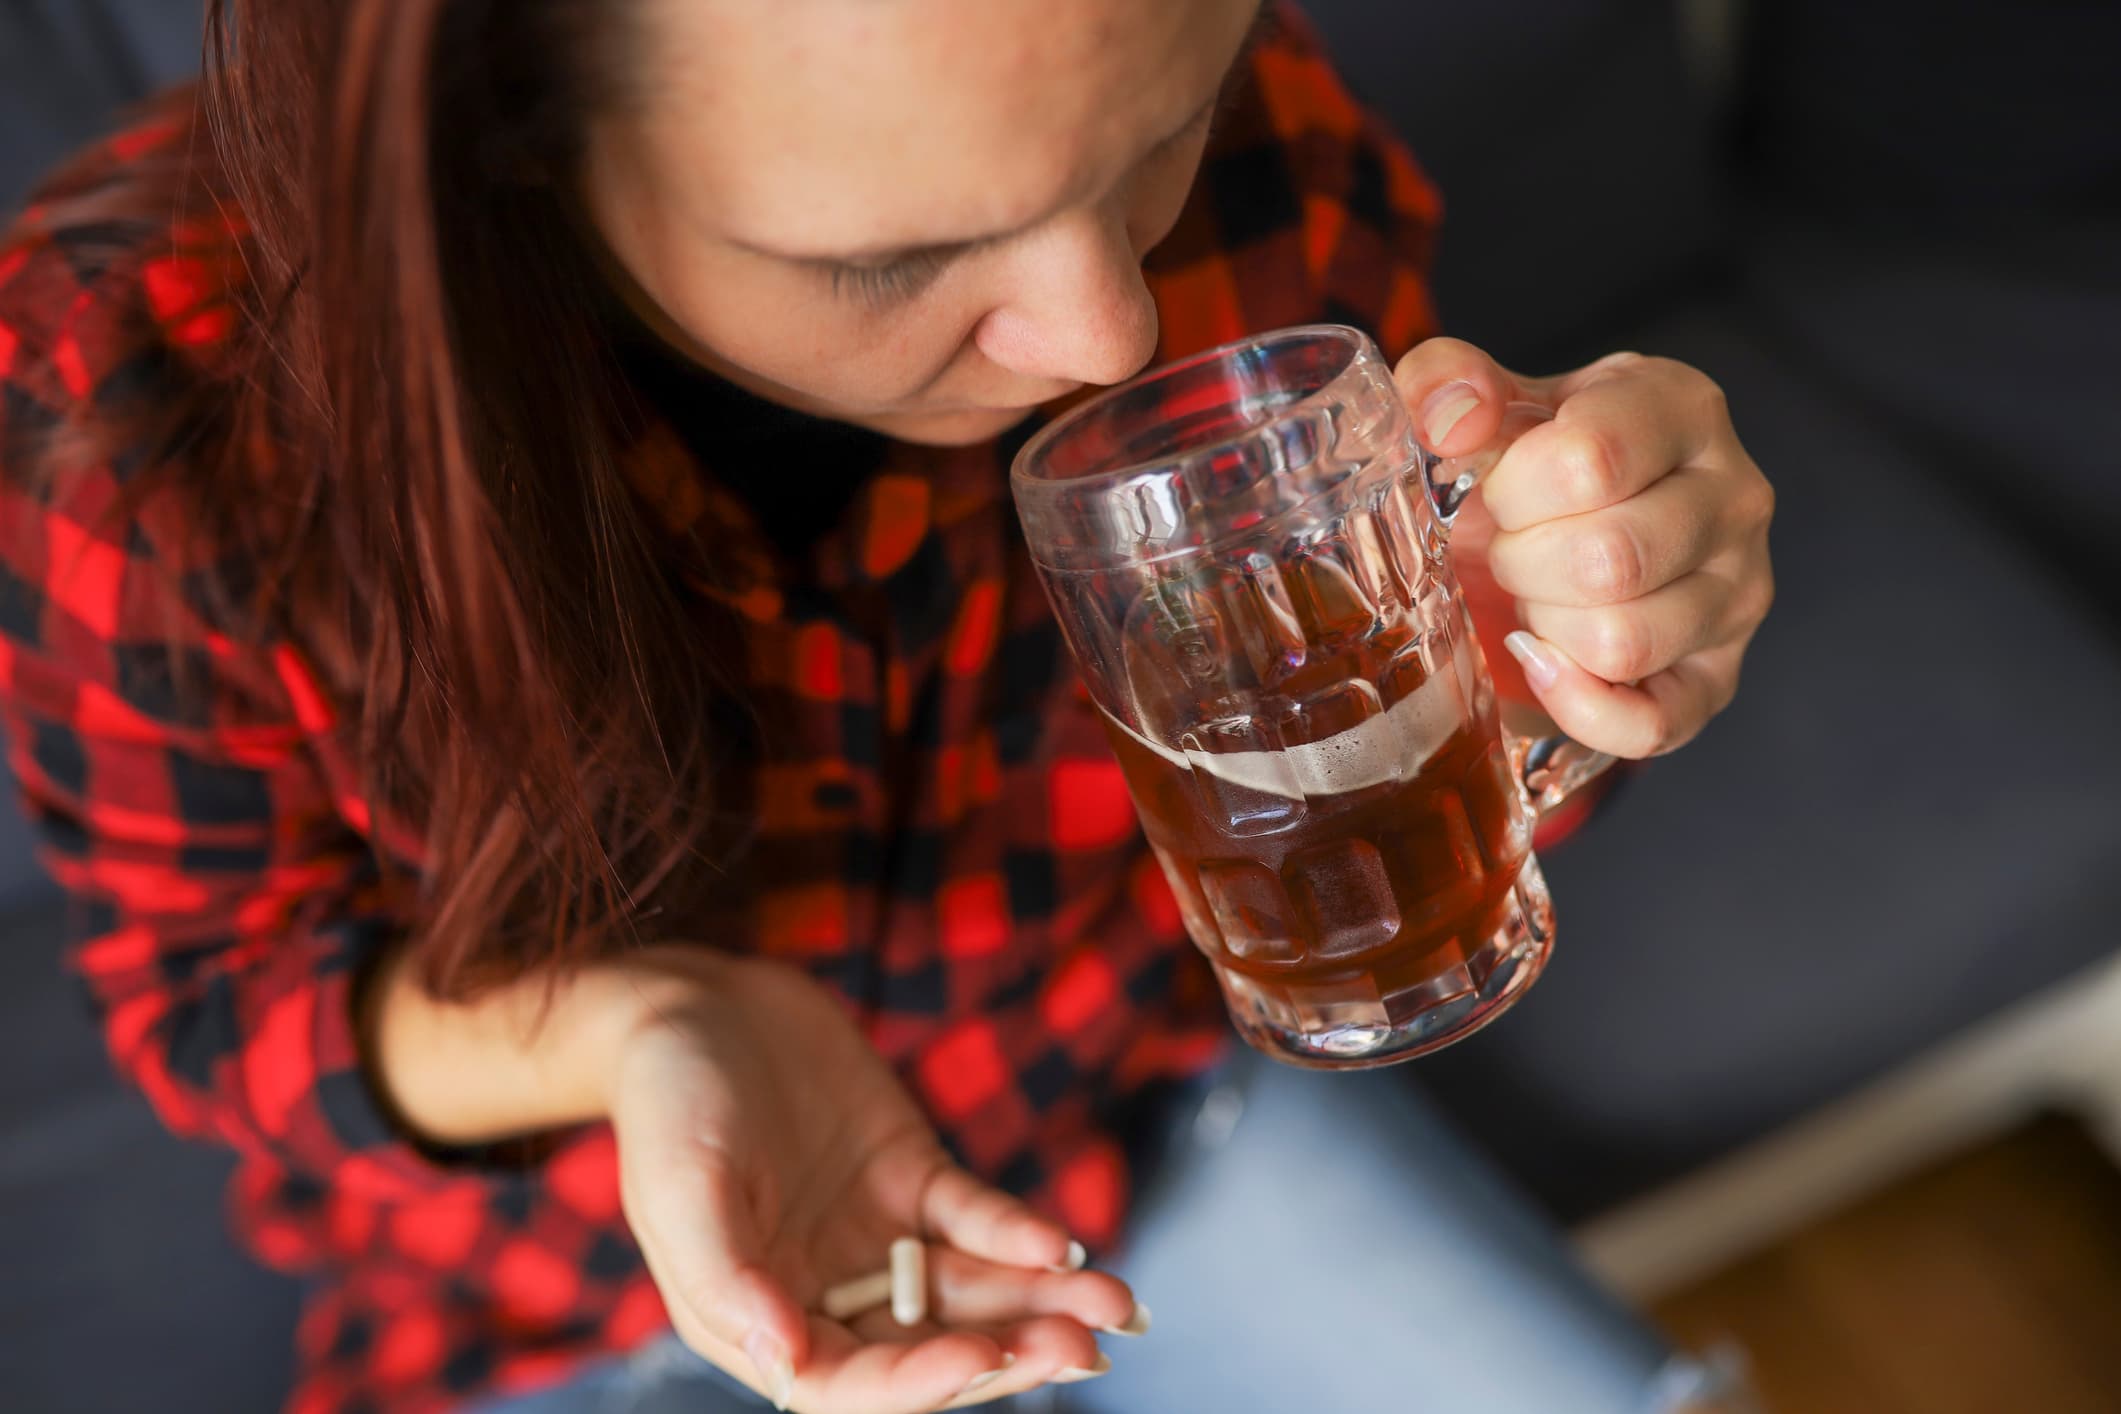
[570,946,736,1114]
[362,943,720,1146]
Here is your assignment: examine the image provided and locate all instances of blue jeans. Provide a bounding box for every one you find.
[475,1055,1726,1413]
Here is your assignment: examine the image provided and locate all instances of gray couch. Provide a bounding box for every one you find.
[5,1,2118,1409]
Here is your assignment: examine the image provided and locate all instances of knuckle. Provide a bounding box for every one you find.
[1569,692,1660,761]
[1586,611,1657,683]
[1556,424,1629,508]
[1732,463,1775,530]
[1685,363,1730,419]
[1711,663,1743,717]
[1631,700,1678,759]
[1740,564,1777,628]
[1638,354,1723,413]
[1653,722,1702,757]
[1572,523,1646,602]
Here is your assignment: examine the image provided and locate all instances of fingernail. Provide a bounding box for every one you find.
[1052,1354,1114,1383]
[1048,1239,1088,1273]
[956,1354,1016,1399]
[1101,1301,1152,1337]
[1422,380,1481,448]
[744,1329,795,1411]
[1504,631,1561,691]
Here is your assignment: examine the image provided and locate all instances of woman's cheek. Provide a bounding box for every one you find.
[792,279,981,397]
[659,278,894,406]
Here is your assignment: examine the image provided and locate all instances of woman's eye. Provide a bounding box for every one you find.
[819,100,1219,311]
[828,249,952,308]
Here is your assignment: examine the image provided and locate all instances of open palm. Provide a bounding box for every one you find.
[605,951,1134,1413]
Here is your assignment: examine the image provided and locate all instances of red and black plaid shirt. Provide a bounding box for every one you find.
[0,9,1461,1411]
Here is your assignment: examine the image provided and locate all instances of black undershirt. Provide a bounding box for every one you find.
[615,324,891,562]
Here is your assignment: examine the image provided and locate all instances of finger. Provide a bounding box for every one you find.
[918,1165,1078,1271]
[1390,336,1531,456]
[1638,642,1748,753]
[790,1322,1013,1414]
[620,1134,807,1399]
[1543,350,1738,450]
[846,1307,1102,1372]
[1502,632,1737,759]
[940,1315,1110,1408]
[1486,466,1724,608]
[1480,355,1724,532]
[1519,567,1739,685]
[923,1246,1136,1332]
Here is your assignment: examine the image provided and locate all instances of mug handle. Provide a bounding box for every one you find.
[1421,400,1617,817]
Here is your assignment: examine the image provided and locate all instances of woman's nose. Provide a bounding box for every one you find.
[973,211,1160,389]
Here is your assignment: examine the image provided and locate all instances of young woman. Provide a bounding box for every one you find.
[0,1,1772,1411]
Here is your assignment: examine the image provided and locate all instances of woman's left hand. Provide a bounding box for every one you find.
[1393,339,1775,759]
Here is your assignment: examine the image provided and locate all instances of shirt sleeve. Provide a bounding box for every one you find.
[0,224,482,1203]
[1254,3,1447,360]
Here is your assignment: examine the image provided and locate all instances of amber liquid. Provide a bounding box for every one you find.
[1101,657,1531,1032]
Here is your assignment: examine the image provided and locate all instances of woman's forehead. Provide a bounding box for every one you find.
[619,0,1258,257]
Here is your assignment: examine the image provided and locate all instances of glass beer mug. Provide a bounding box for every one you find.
[1013,326,1612,1069]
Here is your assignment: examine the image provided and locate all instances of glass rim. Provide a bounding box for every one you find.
[1010,322,1373,492]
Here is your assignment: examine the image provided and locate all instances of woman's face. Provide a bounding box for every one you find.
[581,0,1261,445]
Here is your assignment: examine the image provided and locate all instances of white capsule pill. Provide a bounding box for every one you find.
[820,1268,893,1321]
[889,1237,927,1327]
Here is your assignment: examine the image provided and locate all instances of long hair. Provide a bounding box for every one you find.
[43,0,734,996]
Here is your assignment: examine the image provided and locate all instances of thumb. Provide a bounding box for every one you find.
[1390,335,1544,457]
[625,1131,807,1409]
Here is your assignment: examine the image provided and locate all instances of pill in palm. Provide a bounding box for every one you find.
[820,1268,893,1321]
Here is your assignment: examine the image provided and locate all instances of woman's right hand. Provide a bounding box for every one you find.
[595,948,1137,1412]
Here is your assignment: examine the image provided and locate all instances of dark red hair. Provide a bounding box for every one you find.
[45,0,738,995]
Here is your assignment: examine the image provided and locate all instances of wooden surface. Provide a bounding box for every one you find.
[1651,1114,2121,1414]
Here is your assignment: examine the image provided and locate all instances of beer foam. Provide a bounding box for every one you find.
[1105,669,1463,802]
